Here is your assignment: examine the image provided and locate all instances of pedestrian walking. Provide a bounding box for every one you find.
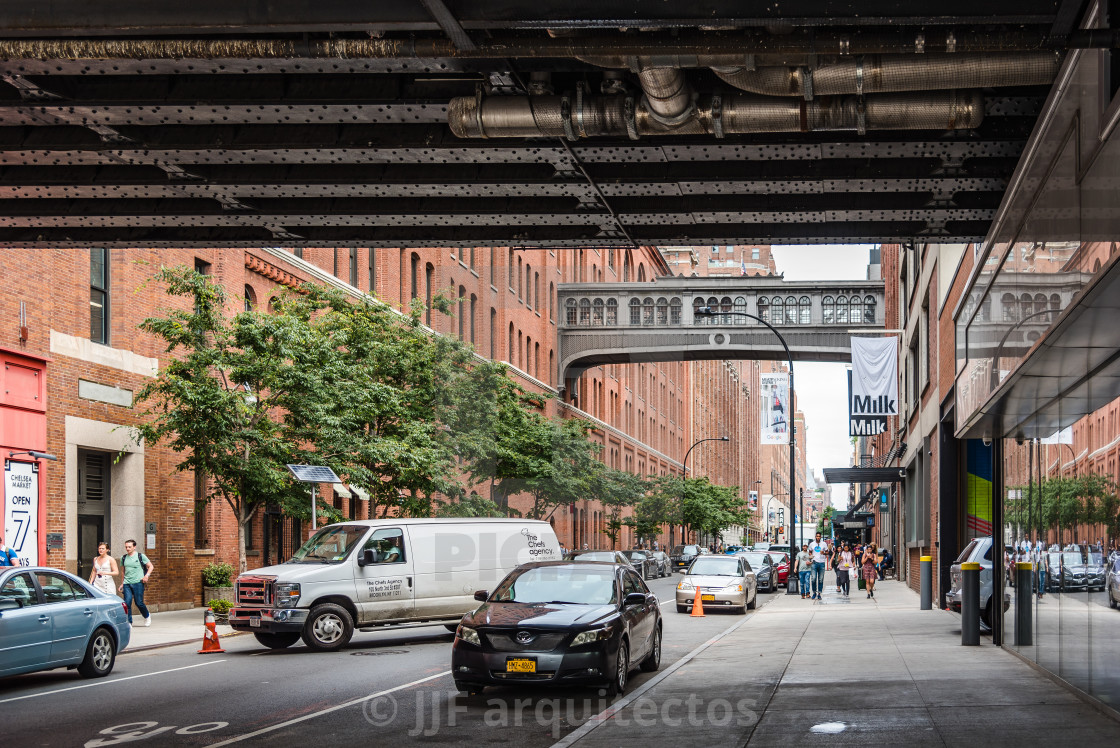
[836,543,855,596]
[89,542,119,596]
[808,532,829,600]
[0,533,19,566]
[795,544,812,599]
[830,541,843,592]
[119,539,154,627]
[862,543,878,598]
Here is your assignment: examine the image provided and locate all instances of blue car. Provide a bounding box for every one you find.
[0,566,130,679]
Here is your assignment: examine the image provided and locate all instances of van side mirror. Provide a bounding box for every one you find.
[624,592,647,607]
[473,590,489,602]
[357,548,375,567]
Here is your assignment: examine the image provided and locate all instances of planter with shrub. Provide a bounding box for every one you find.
[208,598,234,624]
[202,561,235,606]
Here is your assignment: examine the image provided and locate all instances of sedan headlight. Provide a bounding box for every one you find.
[677,579,694,590]
[722,582,743,592]
[274,583,301,608]
[571,627,612,647]
[457,625,481,646]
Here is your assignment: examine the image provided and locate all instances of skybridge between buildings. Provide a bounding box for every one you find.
[556,277,885,385]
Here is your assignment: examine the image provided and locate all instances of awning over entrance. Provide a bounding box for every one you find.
[959,259,1120,440]
[822,467,906,484]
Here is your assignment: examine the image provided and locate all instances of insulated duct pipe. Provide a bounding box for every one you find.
[447,90,983,139]
[712,52,1060,98]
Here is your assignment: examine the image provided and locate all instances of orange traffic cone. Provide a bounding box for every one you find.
[690,587,705,617]
[197,607,226,654]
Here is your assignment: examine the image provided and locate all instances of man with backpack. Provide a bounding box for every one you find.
[118,538,154,627]
[0,533,20,566]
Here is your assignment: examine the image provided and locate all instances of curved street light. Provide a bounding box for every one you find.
[677,436,730,547]
[696,305,798,594]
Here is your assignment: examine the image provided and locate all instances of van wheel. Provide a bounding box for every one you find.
[301,603,354,651]
[254,632,300,649]
[77,627,116,678]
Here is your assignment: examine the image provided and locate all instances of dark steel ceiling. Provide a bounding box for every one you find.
[0,1,1097,248]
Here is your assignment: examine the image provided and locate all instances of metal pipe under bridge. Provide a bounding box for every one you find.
[557,277,885,387]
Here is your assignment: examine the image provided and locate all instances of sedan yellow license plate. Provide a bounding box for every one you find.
[506,658,536,673]
[701,594,716,602]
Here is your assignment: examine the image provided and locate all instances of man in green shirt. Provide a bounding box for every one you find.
[118,539,154,626]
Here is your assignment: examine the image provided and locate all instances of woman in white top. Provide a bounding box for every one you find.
[89,542,119,596]
[836,543,855,596]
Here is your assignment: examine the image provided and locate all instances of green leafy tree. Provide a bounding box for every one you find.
[817,506,835,537]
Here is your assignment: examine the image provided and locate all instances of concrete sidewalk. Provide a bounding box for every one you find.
[562,581,1120,747]
[123,606,247,652]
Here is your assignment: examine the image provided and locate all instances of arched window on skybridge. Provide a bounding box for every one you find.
[1034,293,1047,315]
[719,297,733,325]
[670,298,682,325]
[1049,293,1061,311]
[1019,293,1033,320]
[836,296,849,324]
[799,296,811,325]
[565,298,577,325]
[642,297,655,326]
[849,296,863,324]
[785,296,797,325]
[822,296,835,324]
[630,298,641,325]
[733,296,748,322]
[656,297,669,325]
[864,295,876,324]
[771,296,784,324]
[693,297,707,324]
[579,298,591,326]
[592,298,605,326]
[758,296,770,323]
[606,298,618,325]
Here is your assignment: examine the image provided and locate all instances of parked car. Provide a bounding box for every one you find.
[229,518,561,651]
[676,554,757,614]
[567,549,630,565]
[621,550,658,580]
[734,552,778,593]
[773,553,790,587]
[0,567,131,679]
[648,551,671,577]
[946,536,1011,627]
[450,561,662,697]
[669,544,704,571]
[767,544,792,558]
[1108,556,1120,609]
[1086,550,1107,592]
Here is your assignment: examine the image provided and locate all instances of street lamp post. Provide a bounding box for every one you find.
[697,305,798,595]
[679,436,730,547]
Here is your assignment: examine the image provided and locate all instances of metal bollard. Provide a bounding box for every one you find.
[961,561,981,645]
[920,555,933,610]
[1014,561,1033,646]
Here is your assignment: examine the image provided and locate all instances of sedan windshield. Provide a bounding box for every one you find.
[1062,552,1084,566]
[621,551,646,561]
[491,566,618,605]
[571,551,618,562]
[289,524,368,564]
[689,557,742,576]
[739,554,771,568]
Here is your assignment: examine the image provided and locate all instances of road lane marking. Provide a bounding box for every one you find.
[0,661,226,705]
[208,670,451,746]
[550,599,765,748]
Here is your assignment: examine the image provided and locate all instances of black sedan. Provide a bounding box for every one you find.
[734,552,778,593]
[451,561,662,697]
[621,550,658,580]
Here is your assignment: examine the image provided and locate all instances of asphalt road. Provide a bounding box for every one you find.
[0,572,779,748]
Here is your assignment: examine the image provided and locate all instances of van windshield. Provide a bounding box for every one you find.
[290,524,369,564]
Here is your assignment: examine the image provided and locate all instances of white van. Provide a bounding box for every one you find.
[229,518,560,651]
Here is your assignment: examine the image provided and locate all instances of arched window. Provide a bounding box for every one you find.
[669,298,682,325]
[424,263,434,326]
[579,298,591,326]
[656,297,669,325]
[458,285,466,340]
[244,284,256,311]
[549,282,555,321]
[623,252,631,282]
[508,249,515,288]
[490,308,496,359]
[606,298,618,325]
[592,298,605,326]
[1019,292,1032,319]
[734,296,748,320]
[469,294,477,344]
[771,296,784,323]
[1049,293,1061,310]
[835,296,848,324]
[863,295,876,323]
[642,297,655,326]
[849,295,862,324]
[799,296,811,325]
[637,265,646,282]
[508,322,514,363]
[565,298,577,324]
[785,296,797,324]
[758,296,770,323]
[822,295,834,324]
[693,297,706,324]
[410,252,420,300]
[1034,293,1047,315]
[1002,293,1018,321]
[517,256,524,299]
[630,298,641,325]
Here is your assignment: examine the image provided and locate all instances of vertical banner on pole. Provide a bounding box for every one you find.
[849,337,899,420]
[4,460,39,566]
[760,373,790,445]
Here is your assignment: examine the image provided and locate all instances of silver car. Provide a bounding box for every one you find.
[0,567,131,679]
[1108,556,1120,610]
[946,537,1011,627]
[675,555,757,614]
